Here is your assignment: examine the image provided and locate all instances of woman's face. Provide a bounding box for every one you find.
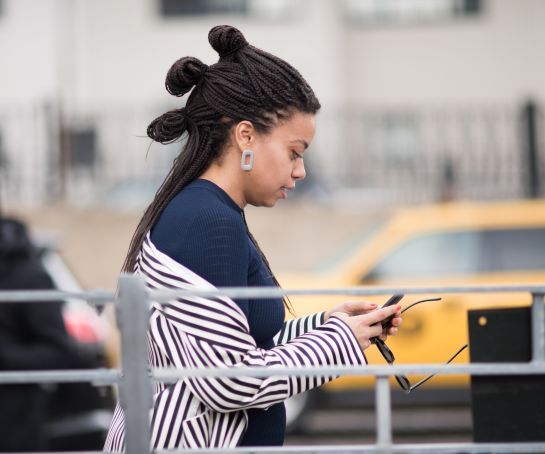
[245,111,316,207]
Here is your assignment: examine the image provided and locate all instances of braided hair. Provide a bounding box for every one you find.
[123,25,321,310]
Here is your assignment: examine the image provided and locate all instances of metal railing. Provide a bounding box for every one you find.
[0,277,544,453]
[2,100,544,207]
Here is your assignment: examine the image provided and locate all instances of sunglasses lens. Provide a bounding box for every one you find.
[377,342,395,363]
[395,375,411,392]
[375,339,409,391]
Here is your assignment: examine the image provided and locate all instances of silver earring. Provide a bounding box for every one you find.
[241,149,254,171]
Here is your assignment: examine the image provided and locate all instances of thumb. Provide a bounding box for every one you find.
[355,304,401,326]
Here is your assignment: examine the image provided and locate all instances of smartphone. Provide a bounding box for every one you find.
[379,294,404,329]
[370,294,404,344]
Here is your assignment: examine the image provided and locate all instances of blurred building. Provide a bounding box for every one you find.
[0,0,544,207]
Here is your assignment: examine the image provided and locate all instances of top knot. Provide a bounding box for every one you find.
[165,57,208,97]
[208,25,249,58]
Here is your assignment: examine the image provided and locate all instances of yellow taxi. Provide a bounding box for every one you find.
[279,199,545,425]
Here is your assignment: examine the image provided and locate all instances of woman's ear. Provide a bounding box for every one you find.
[234,120,255,151]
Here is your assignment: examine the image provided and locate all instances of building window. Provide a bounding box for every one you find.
[160,0,294,19]
[61,126,98,169]
[161,0,246,16]
[344,0,483,26]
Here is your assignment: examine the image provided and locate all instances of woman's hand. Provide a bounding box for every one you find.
[328,304,402,351]
[324,300,378,321]
[324,300,402,339]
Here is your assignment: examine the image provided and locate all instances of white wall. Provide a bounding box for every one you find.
[0,0,69,204]
[3,0,543,106]
[345,0,545,105]
[64,0,545,108]
[0,0,64,100]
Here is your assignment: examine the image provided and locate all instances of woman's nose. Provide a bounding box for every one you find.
[292,159,306,180]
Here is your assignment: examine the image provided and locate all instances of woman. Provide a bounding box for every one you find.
[104,25,401,451]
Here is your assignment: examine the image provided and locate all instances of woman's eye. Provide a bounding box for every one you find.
[291,150,302,161]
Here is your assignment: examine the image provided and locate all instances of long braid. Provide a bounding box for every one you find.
[123,25,320,312]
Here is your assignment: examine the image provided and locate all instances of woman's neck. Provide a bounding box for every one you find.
[199,163,247,209]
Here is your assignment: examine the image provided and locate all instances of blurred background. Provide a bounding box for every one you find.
[1,0,544,450]
[1,0,544,284]
[1,0,545,280]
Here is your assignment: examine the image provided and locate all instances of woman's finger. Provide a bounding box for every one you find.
[344,300,378,314]
[391,316,402,327]
[368,322,384,339]
[358,305,401,325]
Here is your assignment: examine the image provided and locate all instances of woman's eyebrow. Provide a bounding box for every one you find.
[289,139,309,149]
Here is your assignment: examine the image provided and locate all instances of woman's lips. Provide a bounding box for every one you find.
[280,186,295,198]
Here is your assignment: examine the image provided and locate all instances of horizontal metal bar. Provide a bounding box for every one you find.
[1,361,542,387]
[378,442,545,453]
[0,289,114,304]
[0,369,120,385]
[149,284,545,301]
[7,452,104,454]
[1,284,543,304]
[157,441,545,453]
[152,361,545,381]
[4,442,545,454]
[2,441,544,454]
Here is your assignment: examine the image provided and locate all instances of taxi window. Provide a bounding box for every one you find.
[481,228,545,271]
[363,227,545,280]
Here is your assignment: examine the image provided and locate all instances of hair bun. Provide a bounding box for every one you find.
[208,25,249,58]
[165,57,208,97]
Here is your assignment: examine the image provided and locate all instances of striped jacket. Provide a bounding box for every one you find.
[104,234,366,451]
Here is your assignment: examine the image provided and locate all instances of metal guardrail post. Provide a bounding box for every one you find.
[375,376,392,451]
[531,292,545,363]
[117,274,152,454]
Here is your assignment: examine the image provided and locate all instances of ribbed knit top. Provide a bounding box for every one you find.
[150,178,286,446]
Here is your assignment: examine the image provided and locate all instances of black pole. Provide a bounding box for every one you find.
[522,100,540,198]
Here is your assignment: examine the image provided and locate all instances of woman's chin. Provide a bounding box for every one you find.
[263,199,278,208]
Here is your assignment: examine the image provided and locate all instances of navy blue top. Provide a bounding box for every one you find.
[150,178,286,447]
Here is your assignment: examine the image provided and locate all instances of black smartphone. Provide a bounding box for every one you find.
[370,294,404,344]
[380,294,404,329]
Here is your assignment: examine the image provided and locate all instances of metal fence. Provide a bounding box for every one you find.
[1,100,543,207]
[0,278,544,453]
[313,100,545,204]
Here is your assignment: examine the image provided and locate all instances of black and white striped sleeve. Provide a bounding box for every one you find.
[151,300,365,414]
[274,312,325,345]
